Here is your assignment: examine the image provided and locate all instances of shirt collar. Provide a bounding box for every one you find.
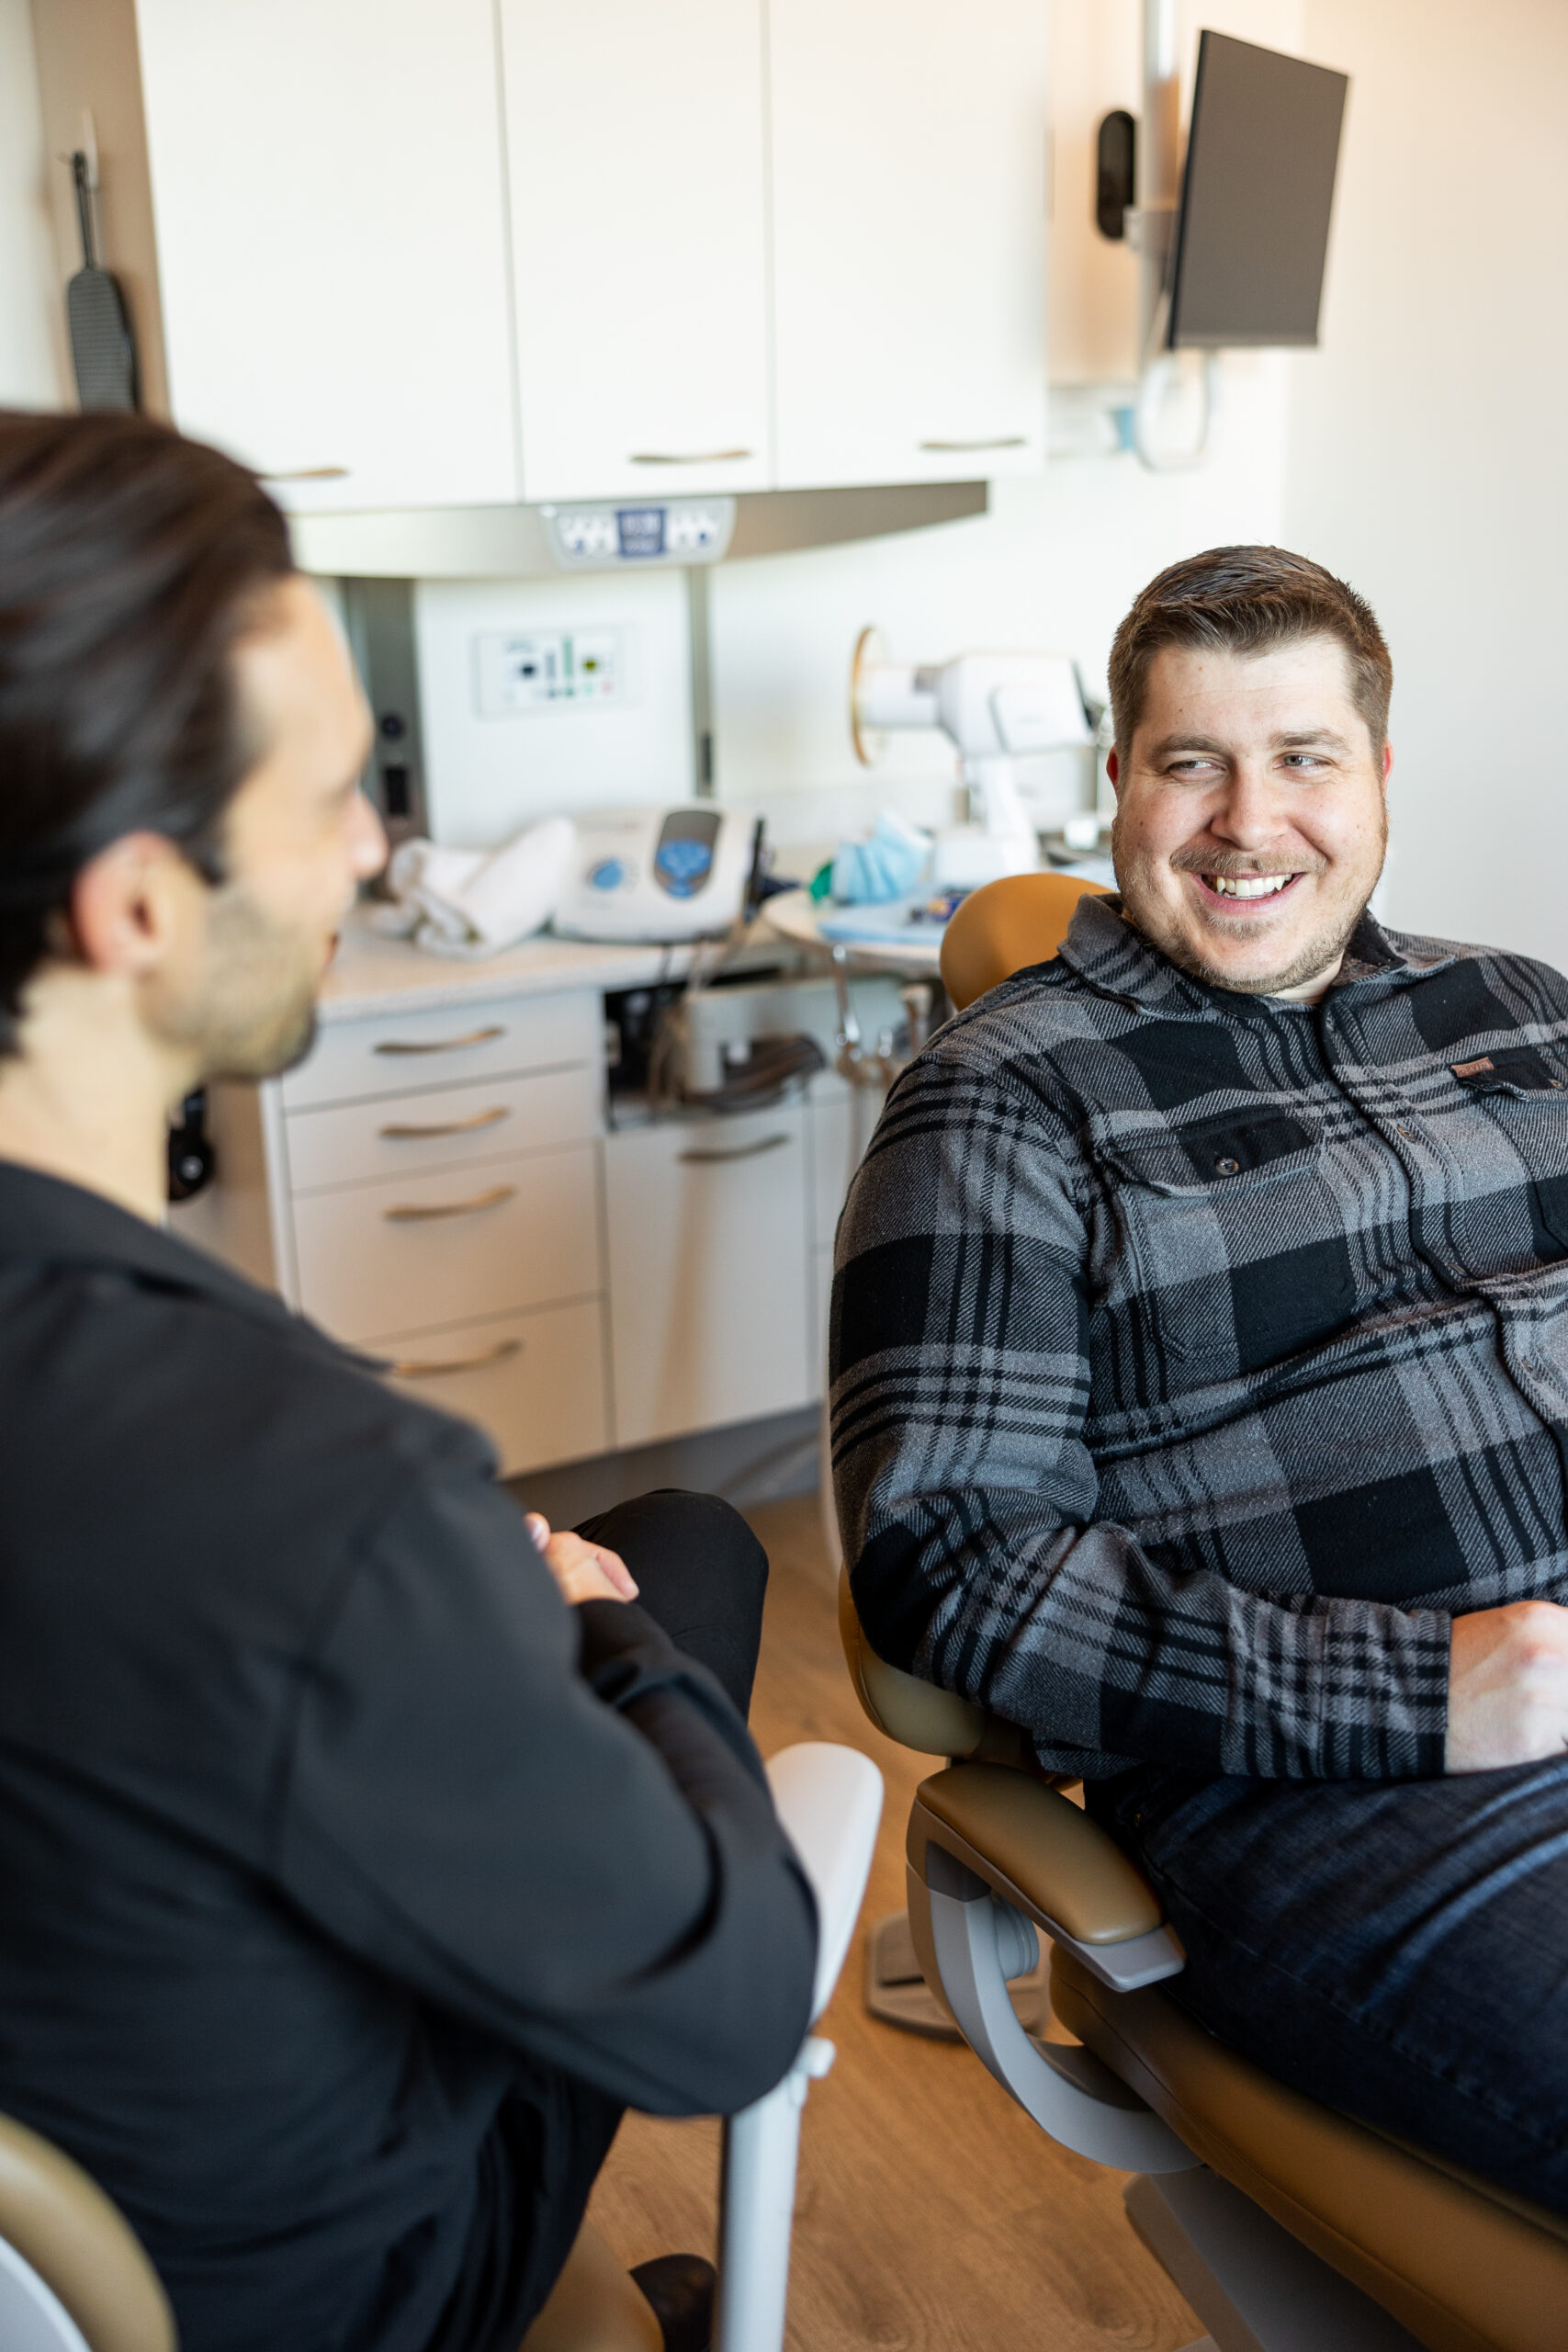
[1055,892,1454,1016]
[0,1159,306,1342]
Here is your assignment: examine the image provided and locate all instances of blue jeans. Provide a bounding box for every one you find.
[1086,1758,1568,2217]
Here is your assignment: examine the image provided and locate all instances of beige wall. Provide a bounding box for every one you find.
[0,0,67,405]
[1287,0,1568,963]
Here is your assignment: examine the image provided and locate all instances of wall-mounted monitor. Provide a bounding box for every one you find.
[1168,32,1348,350]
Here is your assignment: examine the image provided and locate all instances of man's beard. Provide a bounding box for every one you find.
[1110,818,1387,998]
[154,882,322,1080]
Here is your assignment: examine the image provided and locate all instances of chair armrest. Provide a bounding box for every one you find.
[908,1762,1184,1993]
[766,1743,884,2024]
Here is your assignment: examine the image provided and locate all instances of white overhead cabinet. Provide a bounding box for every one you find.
[766,0,1051,489]
[51,0,1050,506]
[133,0,520,512]
[499,0,773,503]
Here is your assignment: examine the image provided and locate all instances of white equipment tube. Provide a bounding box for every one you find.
[1133,0,1218,471]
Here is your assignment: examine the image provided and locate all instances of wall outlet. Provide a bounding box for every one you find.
[474,627,628,716]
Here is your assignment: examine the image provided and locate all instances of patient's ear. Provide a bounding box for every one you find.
[1105,749,1121,792]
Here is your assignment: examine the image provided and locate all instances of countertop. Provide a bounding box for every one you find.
[318,910,782,1023]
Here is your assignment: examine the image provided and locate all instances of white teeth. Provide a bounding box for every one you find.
[1207,873,1292,899]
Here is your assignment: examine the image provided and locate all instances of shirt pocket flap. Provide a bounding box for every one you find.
[1450,1046,1568,1098]
[1100,1110,1324,1197]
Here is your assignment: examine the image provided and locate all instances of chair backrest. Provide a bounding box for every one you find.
[940,870,1110,1013]
[0,2113,175,2352]
[840,868,1108,1756]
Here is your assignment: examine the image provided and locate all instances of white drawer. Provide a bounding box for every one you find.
[282,988,601,1111]
[383,1297,609,1477]
[292,1142,602,1343]
[284,1065,600,1193]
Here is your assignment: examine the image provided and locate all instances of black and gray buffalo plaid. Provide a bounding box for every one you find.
[830,891,1568,1781]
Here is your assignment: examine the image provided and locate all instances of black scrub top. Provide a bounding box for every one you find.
[0,1163,816,2352]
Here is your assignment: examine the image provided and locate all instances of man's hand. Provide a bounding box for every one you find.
[1446,1600,1568,1771]
[524,1512,639,1608]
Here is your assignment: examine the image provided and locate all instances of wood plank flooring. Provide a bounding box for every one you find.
[586,1494,1201,2350]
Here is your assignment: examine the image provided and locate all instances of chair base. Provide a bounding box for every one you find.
[863,1908,1050,2041]
[1126,2168,1426,2352]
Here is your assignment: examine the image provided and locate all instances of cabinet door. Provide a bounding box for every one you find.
[604,1106,812,1447]
[768,0,1050,489]
[135,0,519,512]
[500,0,772,502]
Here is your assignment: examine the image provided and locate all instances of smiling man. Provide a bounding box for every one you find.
[832,545,1568,2213]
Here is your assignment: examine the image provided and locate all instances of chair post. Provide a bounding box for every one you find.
[714,2038,835,2352]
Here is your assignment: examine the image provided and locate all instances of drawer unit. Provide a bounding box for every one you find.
[291,1140,601,1343]
[283,1065,600,1193]
[604,1103,812,1447]
[383,1297,609,1477]
[281,988,602,1111]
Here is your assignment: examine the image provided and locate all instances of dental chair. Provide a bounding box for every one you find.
[0,1744,881,2352]
[833,871,1568,2352]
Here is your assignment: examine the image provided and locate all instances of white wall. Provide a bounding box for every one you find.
[1286,0,1568,963]
[415,571,694,843]
[0,0,67,406]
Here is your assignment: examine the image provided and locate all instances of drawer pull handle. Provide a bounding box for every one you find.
[373,1024,506,1057]
[629,447,752,465]
[260,465,351,481]
[917,436,1027,453]
[678,1134,790,1165]
[383,1184,515,1222]
[378,1106,511,1140]
[390,1338,523,1379]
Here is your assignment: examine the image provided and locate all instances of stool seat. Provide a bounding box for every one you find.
[1051,1947,1568,2352]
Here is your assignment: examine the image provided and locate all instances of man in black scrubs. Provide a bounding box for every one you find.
[0,410,817,2352]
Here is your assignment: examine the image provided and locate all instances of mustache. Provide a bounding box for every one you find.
[1168,849,1328,878]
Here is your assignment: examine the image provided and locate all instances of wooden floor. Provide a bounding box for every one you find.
[587,1493,1201,2351]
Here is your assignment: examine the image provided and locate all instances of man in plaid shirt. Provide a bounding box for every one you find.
[832,547,1568,2211]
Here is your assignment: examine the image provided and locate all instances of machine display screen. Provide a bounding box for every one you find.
[1168,32,1348,350]
[616,506,667,560]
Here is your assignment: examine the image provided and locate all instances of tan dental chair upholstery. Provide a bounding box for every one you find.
[833,870,1568,2352]
[938,869,1110,1014]
[0,2109,175,2352]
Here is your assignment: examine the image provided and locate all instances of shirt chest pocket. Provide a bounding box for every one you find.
[1448,1047,1568,1260]
[1094,1111,1355,1380]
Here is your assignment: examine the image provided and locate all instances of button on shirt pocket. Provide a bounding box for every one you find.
[1097,1111,1356,1384]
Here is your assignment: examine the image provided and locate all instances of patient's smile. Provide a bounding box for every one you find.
[1202,871,1294,899]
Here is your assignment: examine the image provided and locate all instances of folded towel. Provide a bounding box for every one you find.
[369,818,576,956]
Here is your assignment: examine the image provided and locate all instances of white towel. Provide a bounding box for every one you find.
[369,818,576,957]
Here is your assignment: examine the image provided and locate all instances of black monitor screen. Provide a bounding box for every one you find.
[1168,31,1348,350]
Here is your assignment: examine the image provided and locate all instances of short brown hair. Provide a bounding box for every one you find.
[0,410,293,1054]
[1108,545,1393,759]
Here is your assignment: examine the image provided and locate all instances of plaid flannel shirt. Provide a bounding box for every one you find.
[830,893,1568,1781]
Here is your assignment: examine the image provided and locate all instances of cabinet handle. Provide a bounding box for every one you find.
[373,1024,506,1057]
[629,448,752,465]
[383,1183,515,1222]
[390,1338,522,1379]
[677,1134,790,1165]
[378,1106,511,1140]
[259,465,351,481]
[918,436,1027,453]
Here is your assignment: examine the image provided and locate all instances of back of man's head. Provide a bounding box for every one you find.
[1109,544,1393,761]
[0,410,293,1057]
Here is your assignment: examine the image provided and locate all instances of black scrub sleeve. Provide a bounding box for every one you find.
[269,1467,818,2119]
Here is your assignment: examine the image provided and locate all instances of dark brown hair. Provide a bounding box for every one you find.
[0,410,293,1053]
[1108,545,1393,758]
